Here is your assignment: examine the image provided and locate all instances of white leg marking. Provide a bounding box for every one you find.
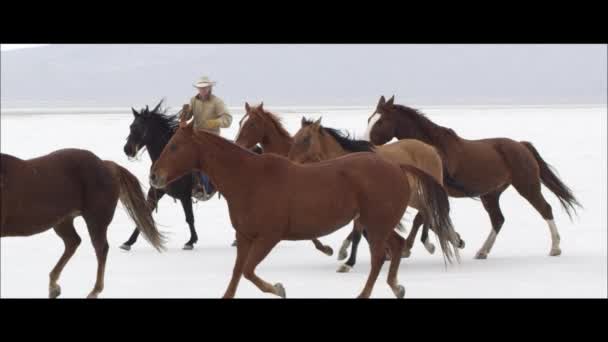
[476,230,497,258]
[546,219,562,256]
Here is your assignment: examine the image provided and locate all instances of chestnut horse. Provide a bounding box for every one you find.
[365,95,582,259]
[288,117,465,272]
[0,149,165,298]
[233,102,333,256]
[149,117,456,298]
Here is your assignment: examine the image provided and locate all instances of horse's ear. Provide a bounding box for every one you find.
[301,116,307,127]
[152,98,164,113]
[259,102,264,111]
[131,107,139,117]
[313,117,323,129]
[387,95,395,106]
[179,113,189,128]
[378,96,386,106]
[245,102,251,112]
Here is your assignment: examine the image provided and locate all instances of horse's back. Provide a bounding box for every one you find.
[1,148,118,237]
[378,139,444,184]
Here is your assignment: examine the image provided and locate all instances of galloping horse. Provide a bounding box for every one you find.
[149,114,457,298]
[0,149,165,298]
[122,100,264,250]
[365,95,582,259]
[233,102,333,256]
[288,117,465,272]
[121,100,201,250]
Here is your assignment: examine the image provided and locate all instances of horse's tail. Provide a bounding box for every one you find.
[105,161,166,252]
[521,141,582,220]
[399,164,459,265]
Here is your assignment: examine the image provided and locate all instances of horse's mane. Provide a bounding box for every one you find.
[140,99,180,133]
[302,118,375,153]
[192,127,259,157]
[392,104,458,148]
[259,109,293,140]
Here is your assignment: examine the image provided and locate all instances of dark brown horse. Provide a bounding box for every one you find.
[0,149,165,298]
[234,102,333,256]
[149,116,456,298]
[365,95,582,259]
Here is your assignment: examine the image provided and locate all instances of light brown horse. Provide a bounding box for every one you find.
[288,117,465,272]
[365,95,582,259]
[233,102,334,256]
[149,116,457,298]
[0,149,165,298]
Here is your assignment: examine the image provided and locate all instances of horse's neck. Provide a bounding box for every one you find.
[323,136,349,159]
[146,126,173,162]
[195,132,258,198]
[399,119,459,156]
[262,126,292,156]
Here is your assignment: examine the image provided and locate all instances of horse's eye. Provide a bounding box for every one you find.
[170,144,177,152]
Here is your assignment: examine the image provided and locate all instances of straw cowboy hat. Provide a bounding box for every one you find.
[193,76,217,88]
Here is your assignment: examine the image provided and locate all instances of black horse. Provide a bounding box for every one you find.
[121,99,261,250]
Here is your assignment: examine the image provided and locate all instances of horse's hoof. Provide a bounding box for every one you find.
[87,293,99,299]
[401,248,411,258]
[458,240,466,249]
[424,243,436,255]
[49,285,61,299]
[231,240,237,247]
[119,244,131,251]
[183,244,194,250]
[337,264,352,273]
[322,246,334,257]
[274,283,286,298]
[338,249,348,261]
[550,248,562,256]
[474,252,488,260]
[393,285,405,299]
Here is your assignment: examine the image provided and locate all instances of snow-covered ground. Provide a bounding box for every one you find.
[1,105,606,298]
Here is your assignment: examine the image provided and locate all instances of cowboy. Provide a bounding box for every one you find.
[180,76,233,200]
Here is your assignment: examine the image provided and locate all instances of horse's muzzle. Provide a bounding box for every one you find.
[123,143,139,158]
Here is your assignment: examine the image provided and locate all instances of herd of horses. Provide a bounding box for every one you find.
[0,96,581,298]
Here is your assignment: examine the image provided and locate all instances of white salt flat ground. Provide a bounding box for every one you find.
[1,105,606,298]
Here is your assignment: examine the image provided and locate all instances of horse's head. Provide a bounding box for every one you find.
[365,95,400,145]
[124,100,164,158]
[288,117,325,164]
[234,102,267,149]
[149,120,198,189]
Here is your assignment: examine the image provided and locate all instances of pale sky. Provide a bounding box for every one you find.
[0,44,48,51]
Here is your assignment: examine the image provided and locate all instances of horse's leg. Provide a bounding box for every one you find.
[511,180,561,256]
[338,220,366,273]
[180,196,198,250]
[49,218,81,298]
[222,231,252,298]
[312,238,333,256]
[357,233,387,298]
[386,232,407,298]
[120,188,165,251]
[420,215,436,255]
[242,237,284,298]
[337,228,355,261]
[403,212,424,258]
[84,216,110,299]
[475,187,508,259]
